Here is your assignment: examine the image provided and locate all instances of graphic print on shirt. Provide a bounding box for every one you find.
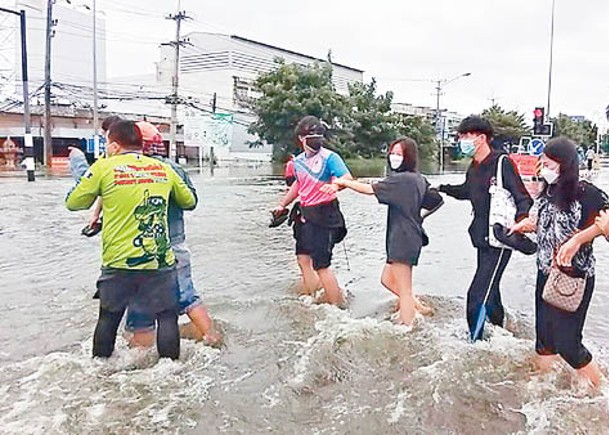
[127,190,170,268]
[294,149,349,207]
[112,163,168,186]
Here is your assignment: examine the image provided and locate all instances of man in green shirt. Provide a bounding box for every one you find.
[66,120,197,360]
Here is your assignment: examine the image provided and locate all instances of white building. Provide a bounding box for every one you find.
[391,102,465,145]
[0,0,107,103]
[155,32,364,160]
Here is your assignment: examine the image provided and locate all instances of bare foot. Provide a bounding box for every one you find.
[534,354,560,374]
[179,322,225,349]
[314,289,347,309]
[179,322,204,341]
[203,327,224,349]
[414,297,433,316]
[126,331,155,348]
[394,297,433,316]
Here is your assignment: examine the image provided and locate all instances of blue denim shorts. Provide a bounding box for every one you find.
[125,242,202,332]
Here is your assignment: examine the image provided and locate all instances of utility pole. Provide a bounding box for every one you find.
[92,0,99,159]
[20,9,34,181]
[165,6,190,162]
[435,80,443,174]
[43,0,54,169]
[0,6,34,180]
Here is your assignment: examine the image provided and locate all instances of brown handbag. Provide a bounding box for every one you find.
[542,263,586,312]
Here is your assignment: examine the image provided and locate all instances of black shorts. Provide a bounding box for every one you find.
[96,267,179,316]
[535,270,594,369]
[295,220,345,270]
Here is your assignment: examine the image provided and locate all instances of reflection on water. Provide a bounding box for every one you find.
[1,165,609,433]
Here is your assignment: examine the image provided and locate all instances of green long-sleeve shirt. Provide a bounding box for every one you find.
[66,152,197,270]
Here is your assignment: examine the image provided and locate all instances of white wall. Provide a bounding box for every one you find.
[1,0,107,100]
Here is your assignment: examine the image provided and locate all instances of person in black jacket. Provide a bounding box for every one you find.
[438,116,533,340]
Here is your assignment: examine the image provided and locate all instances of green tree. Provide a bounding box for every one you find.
[334,79,399,158]
[249,60,437,165]
[551,114,598,146]
[395,115,437,163]
[481,105,530,144]
[248,59,347,161]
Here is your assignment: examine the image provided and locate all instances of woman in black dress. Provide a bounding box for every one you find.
[333,137,442,327]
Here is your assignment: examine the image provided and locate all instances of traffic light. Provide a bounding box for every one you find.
[533,107,552,136]
[533,107,544,126]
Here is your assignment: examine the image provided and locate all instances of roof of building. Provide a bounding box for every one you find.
[187,32,364,74]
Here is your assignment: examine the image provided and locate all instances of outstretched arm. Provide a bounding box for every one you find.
[438,179,470,200]
[333,178,374,195]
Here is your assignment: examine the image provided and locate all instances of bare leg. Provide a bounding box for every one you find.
[297,254,321,295]
[382,264,432,316]
[184,305,223,347]
[576,359,603,388]
[534,354,559,373]
[392,263,416,326]
[316,267,345,306]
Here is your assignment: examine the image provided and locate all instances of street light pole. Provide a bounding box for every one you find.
[435,72,471,174]
[43,0,53,169]
[546,0,556,121]
[92,0,99,158]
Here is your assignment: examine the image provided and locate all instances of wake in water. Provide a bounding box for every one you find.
[270,296,609,434]
[0,339,219,434]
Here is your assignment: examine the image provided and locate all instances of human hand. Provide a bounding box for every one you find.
[556,236,581,267]
[595,210,609,237]
[272,204,286,216]
[508,217,535,235]
[332,178,348,188]
[88,210,101,227]
[320,183,339,195]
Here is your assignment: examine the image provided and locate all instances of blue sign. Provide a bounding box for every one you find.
[86,135,106,154]
[529,138,545,156]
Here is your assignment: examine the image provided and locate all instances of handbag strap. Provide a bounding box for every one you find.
[496,154,506,189]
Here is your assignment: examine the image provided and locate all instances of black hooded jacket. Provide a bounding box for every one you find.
[439,150,533,248]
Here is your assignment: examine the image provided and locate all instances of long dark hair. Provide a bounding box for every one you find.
[388,137,418,172]
[542,137,579,210]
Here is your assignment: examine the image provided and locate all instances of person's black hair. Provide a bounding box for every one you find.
[108,120,143,150]
[542,136,579,210]
[457,115,494,142]
[294,115,326,148]
[388,137,418,172]
[101,115,122,133]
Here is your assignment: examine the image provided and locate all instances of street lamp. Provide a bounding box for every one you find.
[435,72,471,173]
[547,0,556,120]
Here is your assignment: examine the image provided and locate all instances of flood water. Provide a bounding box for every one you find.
[1,165,609,434]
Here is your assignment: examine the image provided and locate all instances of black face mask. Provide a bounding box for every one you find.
[302,135,324,154]
[306,137,324,151]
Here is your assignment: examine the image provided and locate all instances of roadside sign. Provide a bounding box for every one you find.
[87,135,106,154]
[529,138,545,156]
[509,154,539,177]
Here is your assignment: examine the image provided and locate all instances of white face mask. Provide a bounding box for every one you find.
[541,166,559,184]
[389,154,403,170]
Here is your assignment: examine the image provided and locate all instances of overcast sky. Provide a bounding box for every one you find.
[102,0,609,128]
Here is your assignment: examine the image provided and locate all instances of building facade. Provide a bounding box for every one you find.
[156,32,364,160]
[0,0,107,101]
